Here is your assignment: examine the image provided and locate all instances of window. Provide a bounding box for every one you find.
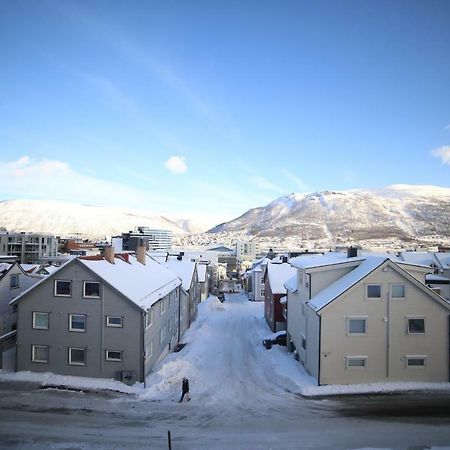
[10,274,19,289]
[69,347,86,366]
[105,350,122,362]
[54,280,71,297]
[408,318,425,334]
[160,298,167,315]
[347,318,367,335]
[406,356,426,368]
[160,325,166,344]
[83,281,100,298]
[106,316,123,327]
[301,334,306,350]
[260,289,265,297]
[32,345,49,363]
[145,342,153,362]
[391,284,406,299]
[346,357,367,369]
[32,312,49,330]
[366,284,381,299]
[69,314,86,332]
[145,309,153,328]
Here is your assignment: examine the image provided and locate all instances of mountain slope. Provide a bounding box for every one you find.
[208,185,450,245]
[0,199,187,239]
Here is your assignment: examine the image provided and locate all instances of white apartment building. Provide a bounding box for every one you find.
[0,232,58,264]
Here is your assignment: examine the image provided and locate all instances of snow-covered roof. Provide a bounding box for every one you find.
[266,262,297,294]
[308,257,387,312]
[80,255,181,310]
[398,252,440,268]
[290,252,365,270]
[196,264,207,283]
[426,274,450,283]
[164,259,195,291]
[284,274,298,293]
[20,263,40,273]
[435,252,450,270]
[0,263,11,275]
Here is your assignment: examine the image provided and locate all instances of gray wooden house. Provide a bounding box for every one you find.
[11,247,182,383]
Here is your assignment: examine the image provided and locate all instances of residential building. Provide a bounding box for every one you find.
[286,253,450,385]
[0,232,58,264]
[11,247,182,383]
[264,261,296,332]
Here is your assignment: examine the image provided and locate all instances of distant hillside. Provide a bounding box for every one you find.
[0,199,187,239]
[208,185,450,246]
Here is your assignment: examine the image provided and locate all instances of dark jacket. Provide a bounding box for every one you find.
[182,379,189,393]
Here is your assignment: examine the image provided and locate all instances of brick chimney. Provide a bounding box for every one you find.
[104,246,115,264]
[136,241,146,265]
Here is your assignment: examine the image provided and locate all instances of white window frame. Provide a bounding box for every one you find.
[391,284,406,299]
[32,312,49,330]
[145,341,153,362]
[83,281,101,298]
[145,309,153,329]
[69,314,86,332]
[54,280,72,297]
[160,325,166,344]
[160,298,167,316]
[366,284,382,300]
[69,347,86,366]
[105,350,122,362]
[407,317,426,335]
[32,344,49,363]
[106,316,123,328]
[406,355,426,369]
[347,317,367,336]
[346,356,368,369]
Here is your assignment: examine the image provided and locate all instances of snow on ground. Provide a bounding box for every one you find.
[2,293,450,400]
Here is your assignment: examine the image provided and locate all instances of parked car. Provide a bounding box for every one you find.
[218,294,225,302]
[262,331,287,349]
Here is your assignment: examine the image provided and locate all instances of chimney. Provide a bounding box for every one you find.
[104,246,115,264]
[282,256,288,263]
[347,246,358,258]
[136,239,146,265]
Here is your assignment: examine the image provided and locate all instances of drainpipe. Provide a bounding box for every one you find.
[317,313,321,386]
[386,290,390,378]
[142,311,146,388]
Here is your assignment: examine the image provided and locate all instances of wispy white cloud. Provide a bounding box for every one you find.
[248,176,285,193]
[164,156,188,174]
[431,145,450,165]
[281,169,311,192]
[0,156,170,209]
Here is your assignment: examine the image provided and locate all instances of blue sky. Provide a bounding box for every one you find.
[1,0,449,227]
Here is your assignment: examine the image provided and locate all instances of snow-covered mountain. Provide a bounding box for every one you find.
[208,185,450,246]
[0,199,188,239]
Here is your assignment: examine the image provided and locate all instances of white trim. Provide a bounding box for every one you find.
[391,283,406,299]
[105,350,122,362]
[69,314,86,332]
[145,309,153,329]
[106,316,123,328]
[54,279,72,297]
[405,355,427,368]
[346,356,367,369]
[145,341,153,362]
[406,317,426,335]
[32,344,49,363]
[365,283,382,300]
[83,281,101,299]
[32,311,49,330]
[68,347,86,366]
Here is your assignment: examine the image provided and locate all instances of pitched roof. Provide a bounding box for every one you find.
[284,274,298,293]
[266,262,297,294]
[79,255,181,310]
[290,252,365,270]
[308,257,386,311]
[163,259,195,291]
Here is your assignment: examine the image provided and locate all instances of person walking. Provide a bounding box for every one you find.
[179,377,190,402]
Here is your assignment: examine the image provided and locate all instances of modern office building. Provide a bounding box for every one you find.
[119,226,173,252]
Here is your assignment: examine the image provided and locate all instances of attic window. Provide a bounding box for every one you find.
[83,281,100,298]
[54,280,71,297]
[366,284,381,299]
[10,274,19,289]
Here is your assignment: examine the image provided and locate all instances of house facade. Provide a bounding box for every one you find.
[264,262,296,332]
[287,254,450,385]
[12,248,182,383]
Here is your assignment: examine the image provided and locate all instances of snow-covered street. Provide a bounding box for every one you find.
[1,294,450,449]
